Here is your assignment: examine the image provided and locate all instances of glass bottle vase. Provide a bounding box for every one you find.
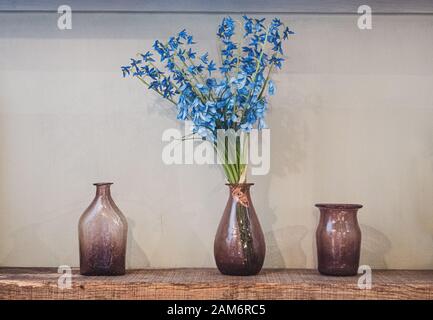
[214,183,266,276]
[79,183,128,276]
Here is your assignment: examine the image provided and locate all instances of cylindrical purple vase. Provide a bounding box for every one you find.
[315,203,362,276]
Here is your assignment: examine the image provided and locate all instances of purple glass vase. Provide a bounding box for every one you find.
[214,183,266,276]
[79,183,128,276]
[315,203,362,276]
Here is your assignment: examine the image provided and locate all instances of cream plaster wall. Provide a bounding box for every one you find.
[0,12,432,268]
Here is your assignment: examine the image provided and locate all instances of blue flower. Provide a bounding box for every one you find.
[130,58,142,71]
[268,80,275,95]
[271,18,282,28]
[217,17,235,40]
[187,48,196,59]
[173,70,185,84]
[207,61,216,75]
[153,40,170,62]
[230,72,247,89]
[152,40,164,54]
[186,35,196,45]
[254,18,266,32]
[221,41,237,57]
[178,29,188,39]
[242,15,254,37]
[200,53,209,64]
[168,37,179,50]
[148,80,160,91]
[121,66,131,77]
[196,83,209,95]
[242,46,254,56]
[166,59,176,72]
[132,69,144,77]
[250,33,266,49]
[123,15,295,139]
[177,48,186,62]
[206,78,217,87]
[187,65,197,75]
[269,55,284,69]
[283,27,295,39]
[177,94,189,120]
[140,51,155,62]
[272,41,283,54]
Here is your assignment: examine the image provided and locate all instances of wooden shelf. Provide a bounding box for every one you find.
[0,268,432,300]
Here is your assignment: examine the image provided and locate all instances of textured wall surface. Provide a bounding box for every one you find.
[0,12,432,269]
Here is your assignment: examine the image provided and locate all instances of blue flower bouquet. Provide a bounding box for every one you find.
[122,16,294,183]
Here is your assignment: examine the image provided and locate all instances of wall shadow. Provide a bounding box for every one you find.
[258,102,310,268]
[126,217,150,268]
[1,226,57,266]
[360,224,392,269]
[264,225,308,268]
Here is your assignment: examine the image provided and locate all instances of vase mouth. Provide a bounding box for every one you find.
[93,182,114,186]
[315,203,363,210]
[225,183,254,186]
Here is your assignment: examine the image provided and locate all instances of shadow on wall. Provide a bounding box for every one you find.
[260,99,311,268]
[429,235,433,268]
[126,217,150,268]
[310,207,319,268]
[0,205,81,267]
[417,136,433,267]
[360,224,392,269]
[265,226,308,268]
[0,226,57,266]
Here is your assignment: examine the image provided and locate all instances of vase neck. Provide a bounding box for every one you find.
[318,209,360,226]
[94,183,113,198]
[227,183,253,208]
[227,183,253,193]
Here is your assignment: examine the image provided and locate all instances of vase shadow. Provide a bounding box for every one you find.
[428,235,433,269]
[0,204,81,267]
[126,217,150,269]
[359,224,392,269]
[254,102,311,269]
[264,225,308,268]
[311,207,319,268]
[0,226,56,267]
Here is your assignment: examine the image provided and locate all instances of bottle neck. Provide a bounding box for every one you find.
[94,183,113,198]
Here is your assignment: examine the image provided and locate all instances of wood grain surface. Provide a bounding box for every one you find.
[0,268,432,300]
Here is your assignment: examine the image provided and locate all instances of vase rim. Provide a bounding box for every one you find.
[93,182,114,186]
[225,183,254,186]
[315,203,363,209]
